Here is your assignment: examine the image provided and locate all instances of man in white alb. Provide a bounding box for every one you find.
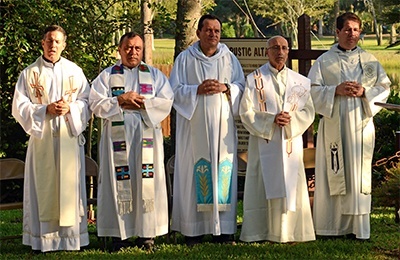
[239,36,316,243]
[169,14,245,245]
[12,25,91,252]
[90,32,173,251]
[308,12,391,240]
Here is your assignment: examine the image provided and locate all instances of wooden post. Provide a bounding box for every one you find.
[293,14,325,148]
[297,14,312,77]
[396,131,400,223]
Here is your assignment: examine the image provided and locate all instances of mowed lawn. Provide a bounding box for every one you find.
[0,204,399,259]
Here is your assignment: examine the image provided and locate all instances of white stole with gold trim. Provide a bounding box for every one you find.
[27,57,79,226]
[254,66,310,212]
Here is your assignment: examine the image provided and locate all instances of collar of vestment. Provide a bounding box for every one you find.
[188,41,230,62]
[267,62,287,76]
[42,55,61,65]
[336,44,358,52]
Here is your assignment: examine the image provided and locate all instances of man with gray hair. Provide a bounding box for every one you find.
[239,36,315,243]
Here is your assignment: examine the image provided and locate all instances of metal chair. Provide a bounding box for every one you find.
[303,147,316,209]
[0,158,25,241]
[85,155,98,222]
[165,155,175,243]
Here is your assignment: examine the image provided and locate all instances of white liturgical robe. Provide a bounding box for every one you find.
[308,44,391,239]
[239,63,316,243]
[12,56,91,252]
[90,61,173,239]
[170,41,245,236]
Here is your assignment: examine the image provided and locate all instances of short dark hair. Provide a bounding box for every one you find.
[197,14,222,31]
[42,25,67,41]
[336,12,362,30]
[118,32,143,47]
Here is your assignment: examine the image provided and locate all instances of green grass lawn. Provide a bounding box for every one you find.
[153,39,175,65]
[0,203,399,259]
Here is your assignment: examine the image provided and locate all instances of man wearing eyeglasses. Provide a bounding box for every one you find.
[239,36,316,243]
[308,12,391,240]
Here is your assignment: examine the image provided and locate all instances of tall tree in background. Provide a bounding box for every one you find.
[170,0,202,157]
[247,0,334,47]
[142,0,153,64]
[174,0,202,60]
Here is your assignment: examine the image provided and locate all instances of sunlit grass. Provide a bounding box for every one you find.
[153,39,175,64]
[1,204,398,259]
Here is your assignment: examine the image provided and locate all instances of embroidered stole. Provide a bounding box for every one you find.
[253,67,310,212]
[27,57,79,226]
[322,50,377,195]
[109,63,155,215]
[192,93,234,212]
[191,64,234,212]
[138,64,156,213]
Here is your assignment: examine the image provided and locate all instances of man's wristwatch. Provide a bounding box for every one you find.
[223,83,230,93]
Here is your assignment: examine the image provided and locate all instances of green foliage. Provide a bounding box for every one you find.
[373,162,400,209]
[221,23,236,38]
[373,89,400,161]
[247,0,335,42]
[374,0,400,24]
[152,2,176,37]
[0,0,137,159]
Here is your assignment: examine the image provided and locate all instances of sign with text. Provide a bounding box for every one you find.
[221,38,269,76]
[220,38,269,152]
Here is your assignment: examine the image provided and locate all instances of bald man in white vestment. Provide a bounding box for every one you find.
[239,36,316,243]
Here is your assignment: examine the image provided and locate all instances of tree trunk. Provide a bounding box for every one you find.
[333,0,339,43]
[141,0,153,65]
[318,18,323,37]
[174,0,201,60]
[172,0,201,159]
[390,24,397,44]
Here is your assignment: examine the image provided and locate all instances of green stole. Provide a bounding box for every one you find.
[26,57,79,226]
[109,62,155,215]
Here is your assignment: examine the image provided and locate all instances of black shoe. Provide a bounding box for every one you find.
[135,237,154,250]
[112,237,134,252]
[345,234,370,242]
[345,233,357,240]
[31,250,42,255]
[185,235,203,247]
[212,234,236,245]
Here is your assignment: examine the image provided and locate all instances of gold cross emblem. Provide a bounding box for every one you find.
[30,71,44,104]
[64,76,77,102]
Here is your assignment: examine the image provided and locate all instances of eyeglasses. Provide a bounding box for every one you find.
[268,45,289,52]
